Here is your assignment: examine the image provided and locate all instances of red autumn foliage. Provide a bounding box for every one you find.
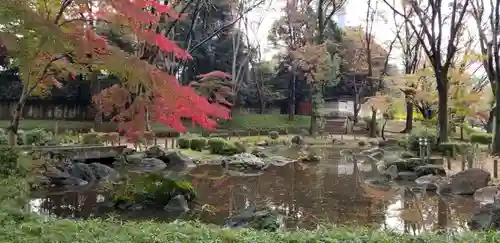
[85,0,232,136]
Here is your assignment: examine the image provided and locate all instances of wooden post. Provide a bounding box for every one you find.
[494,160,498,178]
[467,152,473,169]
[461,154,466,171]
[445,152,451,170]
[164,138,168,149]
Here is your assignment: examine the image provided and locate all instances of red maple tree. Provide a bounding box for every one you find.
[1,0,233,141]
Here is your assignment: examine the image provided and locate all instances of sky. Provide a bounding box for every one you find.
[244,0,488,77]
[245,0,399,63]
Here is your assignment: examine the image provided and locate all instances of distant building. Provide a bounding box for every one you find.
[336,5,347,28]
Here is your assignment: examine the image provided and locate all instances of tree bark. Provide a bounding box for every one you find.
[402,101,413,133]
[369,108,377,137]
[288,73,296,120]
[487,107,495,132]
[437,77,449,142]
[493,83,500,155]
[8,92,28,146]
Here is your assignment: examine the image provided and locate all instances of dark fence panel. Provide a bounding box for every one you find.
[0,101,94,121]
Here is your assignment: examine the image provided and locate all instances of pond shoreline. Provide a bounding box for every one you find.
[0,155,495,242]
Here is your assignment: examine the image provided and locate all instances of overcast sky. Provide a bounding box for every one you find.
[244,0,487,77]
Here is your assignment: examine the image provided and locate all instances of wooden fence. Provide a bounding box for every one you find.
[0,101,94,120]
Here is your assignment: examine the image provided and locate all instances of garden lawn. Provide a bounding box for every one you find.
[0,114,311,134]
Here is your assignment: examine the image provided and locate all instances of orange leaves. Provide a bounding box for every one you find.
[291,43,332,84]
[197,71,233,80]
[138,30,192,60]
[4,0,232,136]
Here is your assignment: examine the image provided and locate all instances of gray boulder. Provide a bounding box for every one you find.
[474,186,500,204]
[468,203,500,230]
[164,194,190,213]
[138,158,167,172]
[415,174,441,191]
[415,164,446,177]
[449,168,490,195]
[222,153,267,171]
[67,163,96,182]
[88,163,120,181]
[165,151,195,168]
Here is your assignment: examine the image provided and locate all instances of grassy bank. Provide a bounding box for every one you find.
[0,153,499,242]
[0,114,311,134]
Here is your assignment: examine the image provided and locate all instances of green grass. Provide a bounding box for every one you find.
[1,156,500,242]
[220,114,310,132]
[0,114,311,135]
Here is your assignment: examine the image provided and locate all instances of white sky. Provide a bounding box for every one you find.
[245,0,489,77]
[245,0,399,62]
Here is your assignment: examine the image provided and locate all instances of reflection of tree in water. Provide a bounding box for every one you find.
[190,150,387,229]
[32,191,98,219]
[364,185,477,235]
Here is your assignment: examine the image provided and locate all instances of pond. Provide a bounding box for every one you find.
[29,145,480,234]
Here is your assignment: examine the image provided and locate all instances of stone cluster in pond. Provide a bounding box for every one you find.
[225,205,285,231]
[357,147,500,231]
[40,161,119,188]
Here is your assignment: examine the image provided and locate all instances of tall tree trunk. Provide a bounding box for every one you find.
[402,101,413,133]
[493,83,500,155]
[7,96,27,146]
[487,107,495,132]
[437,76,449,143]
[288,73,296,120]
[369,108,377,137]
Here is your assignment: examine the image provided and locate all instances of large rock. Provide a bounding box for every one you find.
[291,135,304,145]
[67,163,96,182]
[415,164,446,177]
[164,151,196,168]
[474,186,500,204]
[164,194,190,213]
[88,163,120,181]
[138,158,167,172]
[43,168,88,187]
[385,158,421,172]
[449,168,490,195]
[225,206,284,231]
[468,203,500,230]
[251,147,267,158]
[265,156,294,166]
[415,174,441,191]
[145,146,167,159]
[396,171,418,181]
[221,153,267,171]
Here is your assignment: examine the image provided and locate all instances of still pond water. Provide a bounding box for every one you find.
[29,146,480,234]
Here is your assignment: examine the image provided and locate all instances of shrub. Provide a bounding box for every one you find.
[0,129,8,145]
[190,138,207,151]
[268,131,279,139]
[23,128,53,146]
[470,133,492,145]
[438,142,472,157]
[177,137,191,149]
[0,148,22,176]
[112,172,196,207]
[407,128,438,151]
[208,137,244,155]
[207,137,226,154]
[81,132,102,145]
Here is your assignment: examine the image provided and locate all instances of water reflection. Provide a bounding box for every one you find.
[29,146,480,233]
